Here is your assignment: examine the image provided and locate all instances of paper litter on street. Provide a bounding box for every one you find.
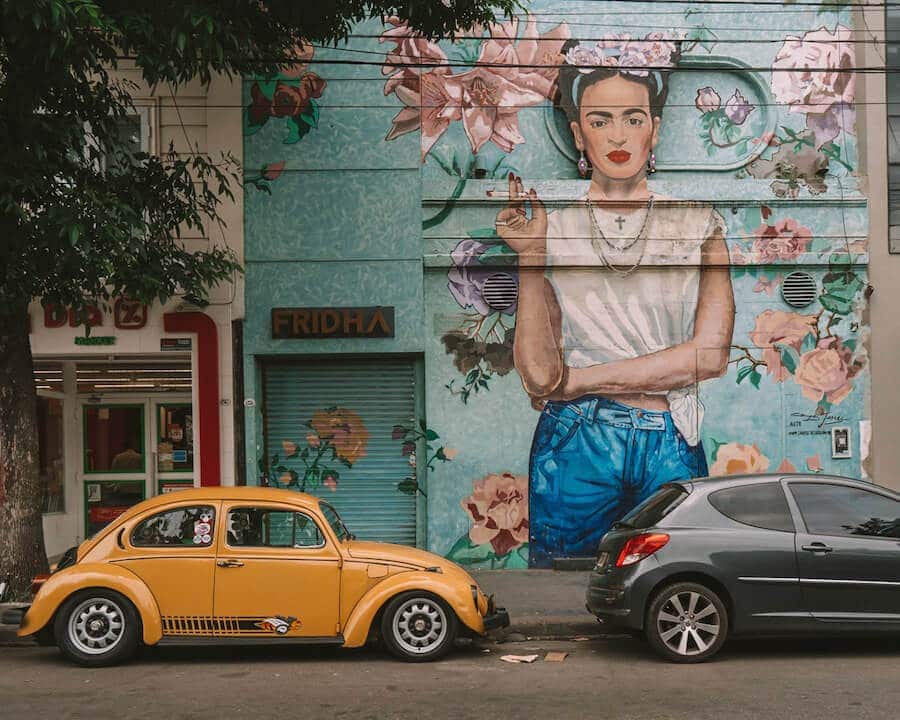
[500,654,540,664]
[544,652,568,662]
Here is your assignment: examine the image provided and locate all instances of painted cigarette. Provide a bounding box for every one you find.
[485,189,528,198]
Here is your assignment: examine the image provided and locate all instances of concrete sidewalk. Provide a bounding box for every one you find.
[0,569,603,646]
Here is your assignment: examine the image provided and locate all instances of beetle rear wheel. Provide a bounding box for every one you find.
[54,590,140,667]
[380,592,457,662]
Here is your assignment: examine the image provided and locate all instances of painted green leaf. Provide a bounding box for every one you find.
[478,243,516,263]
[749,370,762,389]
[445,535,496,564]
[397,479,418,495]
[843,339,857,352]
[501,546,529,569]
[733,138,749,157]
[800,332,817,354]
[736,365,754,384]
[820,270,864,315]
[709,437,728,462]
[284,115,312,144]
[425,429,439,441]
[298,99,319,128]
[776,343,800,375]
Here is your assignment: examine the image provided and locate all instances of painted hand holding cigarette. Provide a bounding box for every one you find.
[494,173,547,257]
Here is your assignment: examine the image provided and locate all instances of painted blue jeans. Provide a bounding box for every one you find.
[528,396,708,568]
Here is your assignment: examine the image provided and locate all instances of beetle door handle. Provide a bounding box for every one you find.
[216,559,244,567]
[801,543,833,553]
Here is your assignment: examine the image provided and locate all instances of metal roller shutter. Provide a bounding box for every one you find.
[263,358,418,545]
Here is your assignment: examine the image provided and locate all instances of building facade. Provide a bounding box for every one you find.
[30,71,244,557]
[239,1,876,569]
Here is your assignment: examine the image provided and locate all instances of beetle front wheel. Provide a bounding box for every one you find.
[380,592,457,662]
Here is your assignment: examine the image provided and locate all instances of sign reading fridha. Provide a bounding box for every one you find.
[271,307,394,339]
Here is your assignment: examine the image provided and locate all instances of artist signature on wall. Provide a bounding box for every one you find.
[789,412,847,430]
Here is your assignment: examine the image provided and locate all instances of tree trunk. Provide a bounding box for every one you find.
[0,304,49,601]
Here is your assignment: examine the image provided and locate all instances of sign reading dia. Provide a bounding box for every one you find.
[272,307,394,339]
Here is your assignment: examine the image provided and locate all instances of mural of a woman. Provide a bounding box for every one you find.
[495,36,736,567]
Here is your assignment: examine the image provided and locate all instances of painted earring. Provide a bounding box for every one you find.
[647,152,657,174]
[577,150,588,178]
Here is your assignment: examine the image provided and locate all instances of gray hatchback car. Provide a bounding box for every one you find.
[586,474,900,663]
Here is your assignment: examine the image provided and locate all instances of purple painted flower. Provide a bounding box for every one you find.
[724,89,754,125]
[447,239,518,316]
[391,425,406,440]
[401,441,416,456]
[694,86,721,114]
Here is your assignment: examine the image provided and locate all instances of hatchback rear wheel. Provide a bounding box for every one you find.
[646,581,728,663]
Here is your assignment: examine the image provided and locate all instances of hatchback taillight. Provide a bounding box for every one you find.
[615,533,669,567]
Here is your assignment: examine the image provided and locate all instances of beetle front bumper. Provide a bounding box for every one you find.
[482,595,510,632]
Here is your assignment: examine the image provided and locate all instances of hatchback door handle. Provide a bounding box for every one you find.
[801,543,833,553]
[216,559,244,567]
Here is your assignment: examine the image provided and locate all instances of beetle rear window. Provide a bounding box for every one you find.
[131,506,216,547]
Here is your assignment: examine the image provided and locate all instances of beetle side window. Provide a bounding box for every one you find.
[789,483,900,538]
[708,483,794,532]
[131,506,216,547]
[227,508,324,548]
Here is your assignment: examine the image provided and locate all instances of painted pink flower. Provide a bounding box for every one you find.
[753,273,783,295]
[695,86,721,113]
[751,219,813,262]
[310,407,370,464]
[771,25,856,147]
[776,458,797,473]
[281,439,298,456]
[322,473,338,492]
[749,310,818,382]
[806,454,823,472]
[263,162,286,182]
[710,443,770,476]
[380,15,569,159]
[794,337,857,405]
[461,472,529,557]
[751,132,780,148]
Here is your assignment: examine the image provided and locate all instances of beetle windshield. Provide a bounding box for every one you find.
[320,501,351,541]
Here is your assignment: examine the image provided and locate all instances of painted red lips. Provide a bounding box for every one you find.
[606,150,632,164]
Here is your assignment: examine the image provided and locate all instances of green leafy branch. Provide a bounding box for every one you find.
[391,419,456,496]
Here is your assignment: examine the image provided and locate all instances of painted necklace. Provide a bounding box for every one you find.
[586,195,654,277]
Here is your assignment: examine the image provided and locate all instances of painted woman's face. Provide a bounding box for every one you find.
[570,74,660,182]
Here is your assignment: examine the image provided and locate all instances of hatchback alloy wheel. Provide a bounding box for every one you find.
[646,581,728,663]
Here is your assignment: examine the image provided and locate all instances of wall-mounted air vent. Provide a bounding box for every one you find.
[482,272,518,311]
[781,271,818,308]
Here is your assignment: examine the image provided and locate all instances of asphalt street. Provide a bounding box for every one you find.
[2,635,899,720]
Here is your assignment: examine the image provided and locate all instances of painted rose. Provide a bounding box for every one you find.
[447,238,518,316]
[281,439,298,456]
[794,337,858,405]
[694,86,721,113]
[771,25,856,147]
[461,472,529,557]
[271,77,325,118]
[751,218,813,262]
[710,443,770,476]
[724,89,754,125]
[309,407,370,464]
[748,310,818,382]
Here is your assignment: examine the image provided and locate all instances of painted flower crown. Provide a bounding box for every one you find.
[563,33,681,78]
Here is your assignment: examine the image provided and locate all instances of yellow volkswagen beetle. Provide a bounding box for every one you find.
[18,487,508,666]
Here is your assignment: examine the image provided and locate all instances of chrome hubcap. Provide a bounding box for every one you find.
[392,598,447,655]
[657,591,720,656]
[68,598,125,655]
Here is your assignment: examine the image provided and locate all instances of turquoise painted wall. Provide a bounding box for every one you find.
[242,1,869,568]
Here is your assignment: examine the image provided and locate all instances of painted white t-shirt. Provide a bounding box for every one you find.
[544,196,727,445]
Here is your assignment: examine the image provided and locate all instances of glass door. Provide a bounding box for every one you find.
[153,398,194,494]
[81,402,148,537]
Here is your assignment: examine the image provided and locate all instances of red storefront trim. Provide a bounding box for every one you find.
[163,312,220,487]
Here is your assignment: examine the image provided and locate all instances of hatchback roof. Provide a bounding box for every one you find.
[677,473,879,493]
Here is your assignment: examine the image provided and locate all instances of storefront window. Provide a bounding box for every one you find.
[37,397,65,513]
[85,481,145,537]
[157,404,193,473]
[83,405,145,473]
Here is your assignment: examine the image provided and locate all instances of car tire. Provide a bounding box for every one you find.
[380,591,458,663]
[645,581,728,663]
[54,590,140,667]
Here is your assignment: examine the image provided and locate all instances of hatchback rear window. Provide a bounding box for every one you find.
[621,484,688,529]
[708,483,794,532]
